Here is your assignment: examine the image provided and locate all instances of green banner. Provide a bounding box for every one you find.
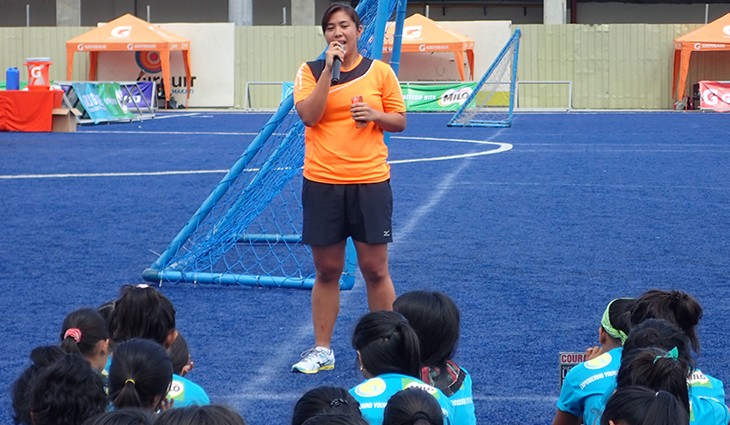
[401,83,478,112]
[98,83,134,121]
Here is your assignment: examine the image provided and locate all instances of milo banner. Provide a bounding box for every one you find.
[401,82,478,112]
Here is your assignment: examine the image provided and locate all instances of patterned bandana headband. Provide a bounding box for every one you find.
[600,298,630,344]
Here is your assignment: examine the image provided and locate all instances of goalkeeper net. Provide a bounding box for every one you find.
[142,0,402,289]
[448,29,522,128]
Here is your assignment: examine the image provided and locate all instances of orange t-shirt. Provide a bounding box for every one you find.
[294,55,406,184]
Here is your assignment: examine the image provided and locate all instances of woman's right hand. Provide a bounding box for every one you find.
[325,41,345,70]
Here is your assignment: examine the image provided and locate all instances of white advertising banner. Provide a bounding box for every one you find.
[97,23,234,107]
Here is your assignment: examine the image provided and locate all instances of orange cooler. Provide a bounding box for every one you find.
[24,57,53,91]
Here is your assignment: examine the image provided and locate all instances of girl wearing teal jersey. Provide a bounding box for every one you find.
[553,298,634,425]
[393,291,475,425]
[349,311,454,425]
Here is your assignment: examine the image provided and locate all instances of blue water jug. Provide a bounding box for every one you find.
[6,67,20,90]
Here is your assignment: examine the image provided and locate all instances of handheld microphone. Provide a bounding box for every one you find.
[331,56,341,85]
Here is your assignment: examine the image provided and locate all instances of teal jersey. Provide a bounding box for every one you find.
[688,369,726,401]
[556,347,623,425]
[690,394,730,425]
[103,357,209,408]
[598,368,729,425]
[449,368,476,425]
[350,373,455,425]
[168,374,210,407]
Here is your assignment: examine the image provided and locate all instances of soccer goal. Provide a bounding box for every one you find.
[142,0,407,289]
[448,28,522,128]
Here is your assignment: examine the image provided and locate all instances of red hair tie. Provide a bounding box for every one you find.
[64,328,82,343]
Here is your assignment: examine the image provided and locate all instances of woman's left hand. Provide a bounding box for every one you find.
[350,100,378,123]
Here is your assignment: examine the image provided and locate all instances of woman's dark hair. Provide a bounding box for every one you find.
[28,353,107,425]
[11,345,65,425]
[393,291,459,367]
[629,289,703,353]
[292,386,361,425]
[167,333,190,376]
[109,338,173,411]
[603,298,634,342]
[623,318,695,370]
[153,405,246,425]
[383,388,444,425]
[352,311,421,378]
[82,409,155,425]
[320,3,361,33]
[301,414,368,425]
[60,308,108,357]
[615,347,690,414]
[108,284,176,345]
[600,385,689,425]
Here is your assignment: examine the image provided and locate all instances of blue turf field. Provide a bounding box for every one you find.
[1,111,729,424]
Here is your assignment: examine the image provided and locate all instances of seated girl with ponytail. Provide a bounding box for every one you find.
[383,388,444,425]
[60,308,110,372]
[600,386,688,425]
[393,291,475,425]
[349,311,455,425]
[108,338,173,412]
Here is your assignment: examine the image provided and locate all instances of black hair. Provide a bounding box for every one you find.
[28,353,107,425]
[292,386,362,425]
[153,405,246,425]
[352,311,421,378]
[393,291,460,368]
[11,345,65,425]
[301,414,369,425]
[82,409,155,425]
[97,300,116,324]
[615,347,690,414]
[604,298,634,340]
[109,338,173,411]
[167,333,190,376]
[600,385,689,425]
[320,3,361,33]
[108,284,176,345]
[60,308,108,357]
[623,318,695,370]
[383,388,444,425]
[629,289,703,353]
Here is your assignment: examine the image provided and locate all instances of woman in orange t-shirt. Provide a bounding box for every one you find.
[291,3,407,374]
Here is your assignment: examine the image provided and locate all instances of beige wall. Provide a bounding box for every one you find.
[3,24,730,109]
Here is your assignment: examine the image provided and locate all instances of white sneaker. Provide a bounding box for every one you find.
[292,346,335,374]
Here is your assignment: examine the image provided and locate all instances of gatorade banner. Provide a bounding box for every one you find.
[401,82,478,112]
[72,82,113,123]
[699,81,730,112]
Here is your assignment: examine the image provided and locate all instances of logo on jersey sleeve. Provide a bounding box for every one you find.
[584,352,613,370]
[354,378,386,397]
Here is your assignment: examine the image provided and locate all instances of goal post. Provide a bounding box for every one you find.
[142,0,407,289]
[448,28,522,128]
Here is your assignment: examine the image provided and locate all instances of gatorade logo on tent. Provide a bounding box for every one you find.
[723,25,730,36]
[404,26,423,40]
[111,25,132,38]
[439,87,473,106]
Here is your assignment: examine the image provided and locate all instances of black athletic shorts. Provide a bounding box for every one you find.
[302,177,393,246]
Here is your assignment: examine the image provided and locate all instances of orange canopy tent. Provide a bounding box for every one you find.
[672,12,730,102]
[66,13,191,103]
[383,13,475,81]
